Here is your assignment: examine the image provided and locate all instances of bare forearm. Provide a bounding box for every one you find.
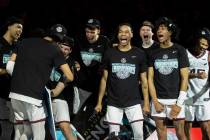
[180,68,189,91]
[140,72,149,105]
[60,64,74,82]
[148,67,158,103]
[148,81,158,103]
[51,82,65,97]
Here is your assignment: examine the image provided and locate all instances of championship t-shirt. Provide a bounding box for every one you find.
[149,43,189,99]
[103,46,147,107]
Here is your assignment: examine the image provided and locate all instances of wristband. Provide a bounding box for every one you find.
[6,60,15,75]
[176,91,187,107]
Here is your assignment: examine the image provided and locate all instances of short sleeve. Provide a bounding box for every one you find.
[178,46,189,68]
[139,50,148,73]
[101,48,111,70]
[52,47,66,68]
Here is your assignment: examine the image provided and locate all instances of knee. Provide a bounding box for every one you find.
[176,128,186,139]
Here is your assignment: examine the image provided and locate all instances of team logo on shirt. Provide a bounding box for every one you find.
[3,54,10,64]
[121,58,126,63]
[112,58,135,79]
[88,48,94,53]
[154,54,178,75]
[50,68,61,82]
[81,51,102,66]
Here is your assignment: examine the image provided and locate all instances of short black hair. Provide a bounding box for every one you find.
[155,17,177,39]
[1,16,23,34]
[5,16,23,27]
[118,22,133,33]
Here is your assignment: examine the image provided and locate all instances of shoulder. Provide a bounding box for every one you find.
[98,35,111,46]
[173,43,186,50]
[132,46,145,53]
[99,35,110,42]
[131,46,147,60]
[105,47,115,54]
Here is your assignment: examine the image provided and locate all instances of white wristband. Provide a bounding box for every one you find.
[176,91,187,107]
[6,60,15,75]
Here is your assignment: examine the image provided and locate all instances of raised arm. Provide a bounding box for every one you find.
[60,63,74,82]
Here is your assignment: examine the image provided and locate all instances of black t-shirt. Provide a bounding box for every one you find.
[10,37,66,100]
[139,41,159,63]
[0,37,17,99]
[149,43,189,99]
[103,47,147,107]
[75,35,111,94]
[47,56,76,100]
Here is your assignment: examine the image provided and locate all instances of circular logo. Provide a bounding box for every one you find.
[121,58,126,63]
[56,26,63,33]
[89,48,94,53]
[163,54,168,59]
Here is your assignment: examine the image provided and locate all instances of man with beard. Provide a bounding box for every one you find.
[95,23,150,140]
[148,17,189,140]
[0,16,23,140]
[184,27,210,140]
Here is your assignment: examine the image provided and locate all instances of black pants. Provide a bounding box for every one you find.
[0,120,13,140]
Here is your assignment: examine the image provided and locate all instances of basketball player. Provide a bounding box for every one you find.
[148,17,189,140]
[95,23,150,140]
[185,27,210,140]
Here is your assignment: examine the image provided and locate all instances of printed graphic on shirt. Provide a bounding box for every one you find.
[3,54,10,64]
[112,58,135,79]
[154,54,178,75]
[50,68,61,82]
[80,51,102,66]
[189,60,207,74]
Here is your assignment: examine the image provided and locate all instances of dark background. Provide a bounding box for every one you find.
[0,0,209,46]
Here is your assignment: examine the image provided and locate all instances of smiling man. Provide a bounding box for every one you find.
[95,23,150,140]
[0,16,23,140]
[185,27,210,140]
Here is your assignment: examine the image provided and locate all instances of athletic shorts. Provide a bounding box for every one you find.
[52,99,70,123]
[104,104,143,125]
[185,100,210,121]
[151,99,185,119]
[11,99,47,124]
